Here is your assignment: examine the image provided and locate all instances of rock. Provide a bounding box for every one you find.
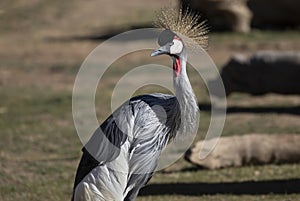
[248,0,300,28]
[180,0,300,31]
[185,134,300,169]
[180,0,252,33]
[209,51,300,96]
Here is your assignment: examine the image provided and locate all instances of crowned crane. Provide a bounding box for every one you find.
[72,8,208,201]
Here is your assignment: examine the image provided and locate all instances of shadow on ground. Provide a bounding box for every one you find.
[199,103,300,116]
[139,178,300,196]
[47,23,158,42]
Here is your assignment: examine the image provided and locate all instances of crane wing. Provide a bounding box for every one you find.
[73,104,132,192]
[124,94,180,199]
[73,93,180,200]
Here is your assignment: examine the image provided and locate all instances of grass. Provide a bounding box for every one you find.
[210,29,300,43]
[0,1,300,200]
[1,61,300,200]
[0,86,78,201]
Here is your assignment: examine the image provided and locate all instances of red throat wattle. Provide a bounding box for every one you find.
[173,57,181,76]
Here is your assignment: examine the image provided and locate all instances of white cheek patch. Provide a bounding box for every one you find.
[170,39,183,54]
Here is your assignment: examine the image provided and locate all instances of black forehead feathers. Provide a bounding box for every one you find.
[158,29,176,46]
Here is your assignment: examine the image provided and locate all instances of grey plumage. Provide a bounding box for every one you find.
[72,48,198,201]
[72,11,206,199]
[72,93,184,201]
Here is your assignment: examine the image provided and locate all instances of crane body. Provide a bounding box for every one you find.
[72,7,208,201]
[73,94,181,201]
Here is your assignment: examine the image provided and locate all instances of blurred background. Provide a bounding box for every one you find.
[0,0,300,200]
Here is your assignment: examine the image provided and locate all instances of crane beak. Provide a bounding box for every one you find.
[151,46,169,57]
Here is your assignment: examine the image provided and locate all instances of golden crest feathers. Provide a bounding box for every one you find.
[154,7,209,49]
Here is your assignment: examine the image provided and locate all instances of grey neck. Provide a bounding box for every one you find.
[173,50,199,135]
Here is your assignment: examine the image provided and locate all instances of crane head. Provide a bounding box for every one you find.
[151,30,184,57]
